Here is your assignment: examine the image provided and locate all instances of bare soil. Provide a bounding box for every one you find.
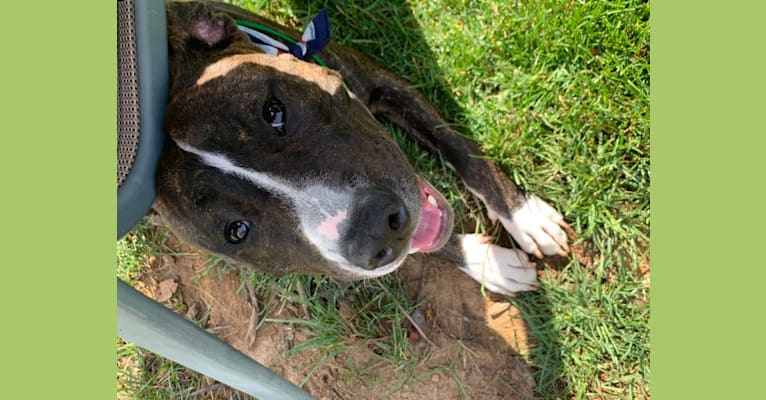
[134,230,538,400]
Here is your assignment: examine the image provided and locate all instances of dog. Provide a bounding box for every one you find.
[154,1,569,295]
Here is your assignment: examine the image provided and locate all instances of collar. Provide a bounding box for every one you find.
[236,10,330,66]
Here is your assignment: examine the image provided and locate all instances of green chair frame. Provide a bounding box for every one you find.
[117,1,314,398]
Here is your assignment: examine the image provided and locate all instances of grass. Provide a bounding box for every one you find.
[118,0,649,398]
[118,339,250,400]
[254,272,432,391]
[117,220,160,283]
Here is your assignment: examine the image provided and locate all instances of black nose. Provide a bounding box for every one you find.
[341,189,412,270]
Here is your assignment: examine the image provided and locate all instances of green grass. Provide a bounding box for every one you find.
[292,1,650,397]
[119,0,649,398]
[118,338,249,400]
[117,220,164,282]
[252,272,431,391]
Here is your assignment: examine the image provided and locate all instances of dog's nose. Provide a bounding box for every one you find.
[342,189,412,270]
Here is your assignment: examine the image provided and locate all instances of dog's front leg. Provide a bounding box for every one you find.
[435,233,538,295]
[364,73,569,259]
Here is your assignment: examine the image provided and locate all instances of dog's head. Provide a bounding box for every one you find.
[155,2,453,280]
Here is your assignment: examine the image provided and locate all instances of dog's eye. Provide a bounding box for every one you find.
[225,220,251,244]
[262,98,286,136]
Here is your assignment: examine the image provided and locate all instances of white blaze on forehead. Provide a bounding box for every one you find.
[196,53,343,95]
[174,140,408,278]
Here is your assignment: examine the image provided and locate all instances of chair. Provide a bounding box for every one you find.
[116,1,314,398]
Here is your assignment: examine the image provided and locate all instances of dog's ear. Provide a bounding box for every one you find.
[167,2,244,52]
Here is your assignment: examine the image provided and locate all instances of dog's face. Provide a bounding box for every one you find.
[155,2,453,280]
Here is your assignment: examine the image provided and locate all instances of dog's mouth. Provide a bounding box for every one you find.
[409,176,454,253]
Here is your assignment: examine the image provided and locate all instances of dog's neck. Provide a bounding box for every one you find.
[235,10,330,65]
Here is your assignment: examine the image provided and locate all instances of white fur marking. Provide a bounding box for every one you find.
[466,185,568,259]
[499,194,569,258]
[457,234,537,295]
[174,140,297,199]
[174,140,407,278]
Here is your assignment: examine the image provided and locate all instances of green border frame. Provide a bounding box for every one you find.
[1,1,115,399]
[3,1,766,398]
[652,1,766,398]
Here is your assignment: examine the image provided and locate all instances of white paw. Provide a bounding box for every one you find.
[489,194,569,259]
[457,234,538,295]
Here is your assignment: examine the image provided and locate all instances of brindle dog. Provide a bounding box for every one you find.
[154,1,569,295]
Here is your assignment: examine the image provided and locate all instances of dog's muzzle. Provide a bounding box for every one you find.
[340,176,453,270]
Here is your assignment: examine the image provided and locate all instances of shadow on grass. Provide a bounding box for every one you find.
[511,289,567,397]
[283,1,568,397]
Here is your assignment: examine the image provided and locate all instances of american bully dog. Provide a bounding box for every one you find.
[155,1,569,295]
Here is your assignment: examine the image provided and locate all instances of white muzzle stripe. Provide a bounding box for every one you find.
[173,139,408,277]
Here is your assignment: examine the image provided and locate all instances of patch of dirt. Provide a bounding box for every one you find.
[135,230,537,400]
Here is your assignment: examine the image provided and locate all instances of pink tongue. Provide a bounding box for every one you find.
[410,178,446,252]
